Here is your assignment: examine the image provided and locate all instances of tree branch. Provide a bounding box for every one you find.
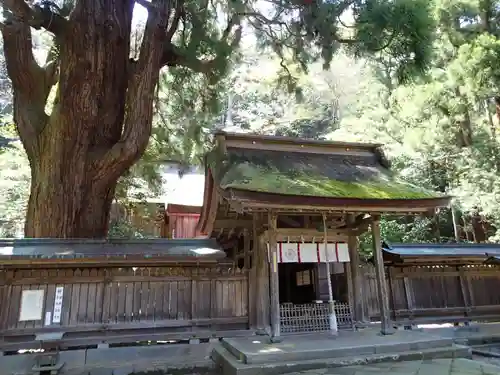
[161,42,214,73]
[161,10,242,73]
[0,11,56,160]
[98,0,242,180]
[0,0,31,18]
[166,0,182,41]
[95,0,171,184]
[0,0,62,163]
[0,0,68,35]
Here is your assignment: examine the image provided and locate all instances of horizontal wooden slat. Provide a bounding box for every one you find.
[1,316,249,337]
[0,328,251,351]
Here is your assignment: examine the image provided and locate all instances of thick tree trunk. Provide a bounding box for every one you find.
[1,0,168,238]
[1,0,240,238]
[25,161,117,238]
[20,1,133,237]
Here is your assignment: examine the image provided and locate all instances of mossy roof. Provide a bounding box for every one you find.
[208,148,445,200]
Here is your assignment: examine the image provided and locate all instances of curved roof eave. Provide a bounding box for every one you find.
[197,167,218,236]
[221,188,452,212]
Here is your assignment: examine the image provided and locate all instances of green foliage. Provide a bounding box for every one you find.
[219,50,366,138]
[352,0,435,82]
[2,0,498,242]
[107,219,146,239]
[336,0,500,242]
[148,0,435,166]
[451,34,500,99]
[0,138,30,237]
[358,216,435,258]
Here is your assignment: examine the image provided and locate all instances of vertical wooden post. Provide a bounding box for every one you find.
[403,277,414,311]
[244,228,253,328]
[254,214,270,334]
[322,213,338,335]
[244,229,251,270]
[371,217,394,335]
[268,211,281,341]
[344,264,355,330]
[232,243,238,264]
[346,214,365,326]
[387,267,396,320]
[458,266,473,319]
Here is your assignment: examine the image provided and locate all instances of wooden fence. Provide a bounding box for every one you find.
[0,264,248,350]
[5,260,500,350]
[360,264,500,324]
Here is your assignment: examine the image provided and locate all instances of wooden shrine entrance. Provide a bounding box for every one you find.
[197,131,451,340]
[276,241,354,333]
[278,262,317,305]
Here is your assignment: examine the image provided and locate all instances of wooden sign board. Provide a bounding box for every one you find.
[19,289,44,321]
[52,286,64,323]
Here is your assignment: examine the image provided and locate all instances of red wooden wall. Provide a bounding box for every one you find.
[165,204,201,239]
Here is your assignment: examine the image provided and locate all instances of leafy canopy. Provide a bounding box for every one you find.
[0,0,436,237]
[336,0,500,246]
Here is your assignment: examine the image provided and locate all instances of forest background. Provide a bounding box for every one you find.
[1,0,499,254]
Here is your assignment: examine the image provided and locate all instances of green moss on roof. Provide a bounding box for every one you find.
[208,148,444,200]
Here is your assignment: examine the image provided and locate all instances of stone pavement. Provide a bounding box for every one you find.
[1,343,217,375]
[287,358,500,375]
[220,327,456,364]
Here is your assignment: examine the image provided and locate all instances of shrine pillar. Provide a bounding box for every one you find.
[346,214,367,325]
[268,212,281,341]
[254,215,270,334]
[371,216,394,335]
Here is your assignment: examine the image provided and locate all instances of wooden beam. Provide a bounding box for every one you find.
[269,228,354,237]
[346,213,366,326]
[268,211,281,341]
[403,276,414,312]
[304,215,311,228]
[263,228,357,242]
[348,214,372,229]
[371,218,394,335]
[223,136,376,156]
[275,234,349,242]
[255,215,270,334]
[241,202,438,214]
[232,243,238,264]
[279,215,301,228]
[345,264,355,330]
[213,219,253,230]
[243,229,250,267]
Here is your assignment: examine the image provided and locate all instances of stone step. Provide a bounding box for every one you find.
[211,344,472,375]
[220,335,455,365]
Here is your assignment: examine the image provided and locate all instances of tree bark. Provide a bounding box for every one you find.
[0,0,241,238]
[1,0,162,237]
[26,162,117,238]
[471,212,486,243]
